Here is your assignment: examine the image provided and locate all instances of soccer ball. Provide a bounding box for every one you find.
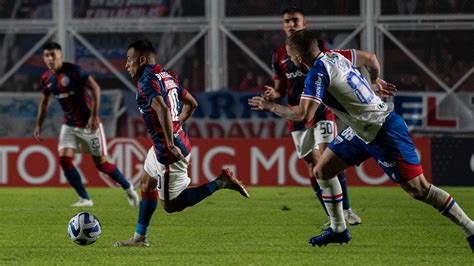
[67,212,102,245]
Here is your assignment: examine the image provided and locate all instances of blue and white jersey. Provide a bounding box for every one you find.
[301,51,392,142]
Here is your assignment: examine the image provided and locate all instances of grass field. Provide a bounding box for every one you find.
[0,187,473,265]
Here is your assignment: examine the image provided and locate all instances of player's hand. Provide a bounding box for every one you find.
[263,85,277,100]
[33,126,42,141]
[372,78,397,97]
[168,144,188,164]
[248,96,274,112]
[86,115,99,132]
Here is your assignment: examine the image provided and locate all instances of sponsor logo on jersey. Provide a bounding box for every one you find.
[281,58,290,64]
[315,74,323,99]
[285,70,303,79]
[164,79,177,89]
[377,159,397,168]
[55,90,75,99]
[155,72,172,80]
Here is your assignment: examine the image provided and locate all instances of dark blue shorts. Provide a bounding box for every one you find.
[328,112,423,183]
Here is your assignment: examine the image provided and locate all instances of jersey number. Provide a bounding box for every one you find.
[347,70,375,104]
[168,88,180,121]
[320,122,333,135]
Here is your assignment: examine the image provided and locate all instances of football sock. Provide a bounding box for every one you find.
[337,172,351,210]
[59,156,89,200]
[172,181,219,212]
[309,177,329,216]
[317,177,346,232]
[97,161,131,189]
[424,185,474,237]
[135,190,158,238]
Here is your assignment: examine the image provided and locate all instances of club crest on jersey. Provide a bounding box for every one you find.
[60,76,70,87]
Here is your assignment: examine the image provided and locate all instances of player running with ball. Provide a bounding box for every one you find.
[114,40,249,247]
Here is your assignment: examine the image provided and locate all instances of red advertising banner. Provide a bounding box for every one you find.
[0,138,431,187]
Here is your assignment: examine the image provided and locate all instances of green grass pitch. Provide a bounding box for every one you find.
[0,187,473,265]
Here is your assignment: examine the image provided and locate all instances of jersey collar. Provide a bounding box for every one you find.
[313,52,324,66]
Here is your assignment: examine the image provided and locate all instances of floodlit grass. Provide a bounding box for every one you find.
[0,187,473,265]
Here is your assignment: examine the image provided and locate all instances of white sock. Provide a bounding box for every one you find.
[317,177,346,233]
[424,185,474,237]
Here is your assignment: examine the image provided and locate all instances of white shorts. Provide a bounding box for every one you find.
[58,124,107,157]
[143,147,191,201]
[291,120,336,158]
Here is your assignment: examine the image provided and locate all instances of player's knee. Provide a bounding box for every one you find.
[58,156,74,171]
[163,202,180,213]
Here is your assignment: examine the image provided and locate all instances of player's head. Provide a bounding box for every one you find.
[42,42,63,71]
[126,39,156,78]
[285,30,320,74]
[281,6,306,37]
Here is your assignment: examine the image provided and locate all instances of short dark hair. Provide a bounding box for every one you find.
[127,39,156,55]
[285,29,319,57]
[281,6,304,16]
[43,42,61,51]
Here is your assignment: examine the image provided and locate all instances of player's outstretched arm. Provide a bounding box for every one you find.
[178,92,198,125]
[34,93,51,141]
[85,76,101,131]
[151,96,188,163]
[248,96,318,122]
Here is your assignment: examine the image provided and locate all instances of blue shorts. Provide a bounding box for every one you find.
[328,112,423,183]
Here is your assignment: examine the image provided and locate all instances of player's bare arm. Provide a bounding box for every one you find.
[249,96,319,122]
[354,50,396,97]
[151,96,188,163]
[85,76,101,131]
[178,91,198,125]
[34,93,51,141]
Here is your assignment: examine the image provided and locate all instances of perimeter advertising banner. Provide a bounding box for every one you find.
[0,137,431,187]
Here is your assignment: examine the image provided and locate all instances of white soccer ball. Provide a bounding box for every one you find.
[67,212,102,245]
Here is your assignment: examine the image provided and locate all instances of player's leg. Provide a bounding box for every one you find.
[374,112,474,252]
[163,167,249,213]
[82,123,138,206]
[303,149,329,217]
[58,125,92,206]
[291,127,330,222]
[309,128,370,247]
[92,155,139,206]
[316,120,361,225]
[400,174,474,253]
[114,170,156,247]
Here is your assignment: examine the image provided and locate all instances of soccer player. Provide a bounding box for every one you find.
[266,6,362,225]
[114,40,249,247]
[34,42,139,207]
[249,30,474,252]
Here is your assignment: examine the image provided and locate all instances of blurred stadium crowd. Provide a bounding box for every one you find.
[0,0,472,93]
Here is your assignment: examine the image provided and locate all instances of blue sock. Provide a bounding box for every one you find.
[98,162,131,189]
[337,172,351,210]
[172,181,219,211]
[310,177,329,216]
[135,190,158,237]
[64,168,89,199]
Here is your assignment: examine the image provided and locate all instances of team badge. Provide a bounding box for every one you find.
[60,76,70,87]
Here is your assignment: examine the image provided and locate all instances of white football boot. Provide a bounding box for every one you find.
[344,208,362,225]
[71,198,94,207]
[125,187,140,206]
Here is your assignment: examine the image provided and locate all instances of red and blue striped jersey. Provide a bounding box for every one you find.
[136,64,191,165]
[40,62,92,128]
[272,40,335,132]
